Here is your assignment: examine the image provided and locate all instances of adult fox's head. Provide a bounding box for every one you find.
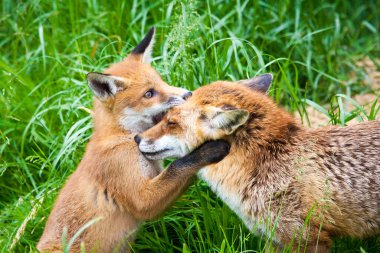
[87,27,191,133]
[135,74,280,160]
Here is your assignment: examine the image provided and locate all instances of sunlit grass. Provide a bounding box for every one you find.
[0,0,379,252]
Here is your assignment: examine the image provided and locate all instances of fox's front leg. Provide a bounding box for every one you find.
[123,140,230,220]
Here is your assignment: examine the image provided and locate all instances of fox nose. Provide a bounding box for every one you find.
[134,135,142,145]
[182,91,192,100]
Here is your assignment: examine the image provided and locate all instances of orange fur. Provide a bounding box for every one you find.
[138,78,380,252]
[37,29,218,253]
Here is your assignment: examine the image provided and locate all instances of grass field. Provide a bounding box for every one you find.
[1,0,379,252]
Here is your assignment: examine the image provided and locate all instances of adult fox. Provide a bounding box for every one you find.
[37,28,230,253]
[136,74,380,252]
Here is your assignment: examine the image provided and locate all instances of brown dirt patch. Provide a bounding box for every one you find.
[296,57,379,128]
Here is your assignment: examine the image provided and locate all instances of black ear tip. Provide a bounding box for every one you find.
[264,73,273,79]
[149,26,156,34]
[258,73,273,83]
[264,73,273,81]
[131,27,156,55]
[255,73,273,87]
[86,72,107,82]
[239,73,273,94]
[145,27,155,40]
[86,72,96,82]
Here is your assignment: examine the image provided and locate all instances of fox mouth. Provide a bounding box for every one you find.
[152,111,166,124]
[141,148,172,159]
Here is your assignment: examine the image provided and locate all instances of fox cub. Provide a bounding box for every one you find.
[136,74,380,252]
[37,28,230,253]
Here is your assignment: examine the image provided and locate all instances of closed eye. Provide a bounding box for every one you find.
[167,121,177,127]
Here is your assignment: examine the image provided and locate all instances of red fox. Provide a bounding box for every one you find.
[37,28,230,253]
[136,74,380,252]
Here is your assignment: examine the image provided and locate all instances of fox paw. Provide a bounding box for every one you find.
[189,140,231,165]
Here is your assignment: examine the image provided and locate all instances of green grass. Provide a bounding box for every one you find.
[1,0,379,252]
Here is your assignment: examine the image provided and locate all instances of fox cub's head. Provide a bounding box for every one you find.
[135,74,274,160]
[87,27,191,133]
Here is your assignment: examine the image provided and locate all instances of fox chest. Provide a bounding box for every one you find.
[198,167,244,215]
[198,166,271,236]
[138,154,163,178]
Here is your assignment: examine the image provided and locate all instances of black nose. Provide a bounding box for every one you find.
[134,135,142,145]
[182,91,192,100]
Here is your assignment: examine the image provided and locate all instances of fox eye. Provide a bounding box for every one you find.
[144,89,155,98]
[167,120,177,127]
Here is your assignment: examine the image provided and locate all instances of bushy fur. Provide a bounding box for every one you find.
[138,80,380,252]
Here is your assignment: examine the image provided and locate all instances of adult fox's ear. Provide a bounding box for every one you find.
[209,107,249,135]
[87,72,123,100]
[130,27,156,64]
[239,73,273,94]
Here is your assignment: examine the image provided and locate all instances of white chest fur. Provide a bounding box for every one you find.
[198,165,279,241]
[198,167,245,217]
[138,154,163,178]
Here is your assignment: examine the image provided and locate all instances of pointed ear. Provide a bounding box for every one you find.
[239,73,273,94]
[130,27,155,64]
[209,107,249,135]
[86,72,123,100]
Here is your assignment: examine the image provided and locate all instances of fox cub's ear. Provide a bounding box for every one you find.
[239,73,273,94]
[209,107,249,135]
[87,72,123,100]
[131,27,156,64]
